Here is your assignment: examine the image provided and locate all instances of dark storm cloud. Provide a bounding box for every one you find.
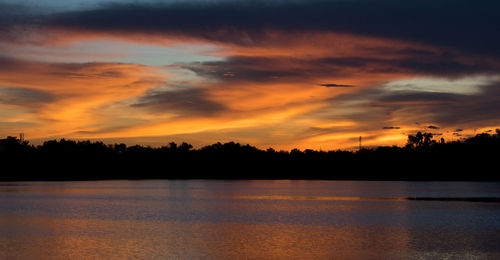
[183,55,496,83]
[184,57,309,82]
[26,0,499,57]
[132,86,226,116]
[2,1,499,81]
[320,84,354,88]
[0,4,46,43]
[0,87,55,106]
[0,4,31,28]
[383,126,400,130]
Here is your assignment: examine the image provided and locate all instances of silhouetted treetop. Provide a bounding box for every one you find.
[406,132,437,149]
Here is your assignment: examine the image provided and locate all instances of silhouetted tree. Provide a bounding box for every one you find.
[406,132,436,148]
[0,136,31,153]
[1,132,500,181]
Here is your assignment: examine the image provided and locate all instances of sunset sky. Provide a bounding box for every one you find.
[1,0,500,150]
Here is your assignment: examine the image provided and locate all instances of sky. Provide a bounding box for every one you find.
[1,0,500,150]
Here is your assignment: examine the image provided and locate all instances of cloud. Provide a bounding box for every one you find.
[0,87,55,106]
[0,1,482,57]
[0,56,163,93]
[182,54,497,85]
[326,76,500,130]
[0,56,165,139]
[317,57,495,78]
[132,86,226,116]
[183,57,309,82]
[0,1,498,59]
[1,0,500,150]
[0,4,30,29]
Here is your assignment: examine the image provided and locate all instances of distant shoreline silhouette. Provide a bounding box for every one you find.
[1,131,499,181]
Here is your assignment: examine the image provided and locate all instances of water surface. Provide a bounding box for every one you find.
[1,180,499,259]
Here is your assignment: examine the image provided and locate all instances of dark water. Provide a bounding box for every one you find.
[1,180,499,259]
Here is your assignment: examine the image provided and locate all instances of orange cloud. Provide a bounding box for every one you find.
[0,58,166,139]
[2,24,499,150]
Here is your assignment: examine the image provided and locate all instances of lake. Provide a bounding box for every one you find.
[1,180,499,259]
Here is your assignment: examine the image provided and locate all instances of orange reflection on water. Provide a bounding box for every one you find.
[1,181,499,259]
[0,214,412,260]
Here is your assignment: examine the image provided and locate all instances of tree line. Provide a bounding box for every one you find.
[1,131,499,181]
